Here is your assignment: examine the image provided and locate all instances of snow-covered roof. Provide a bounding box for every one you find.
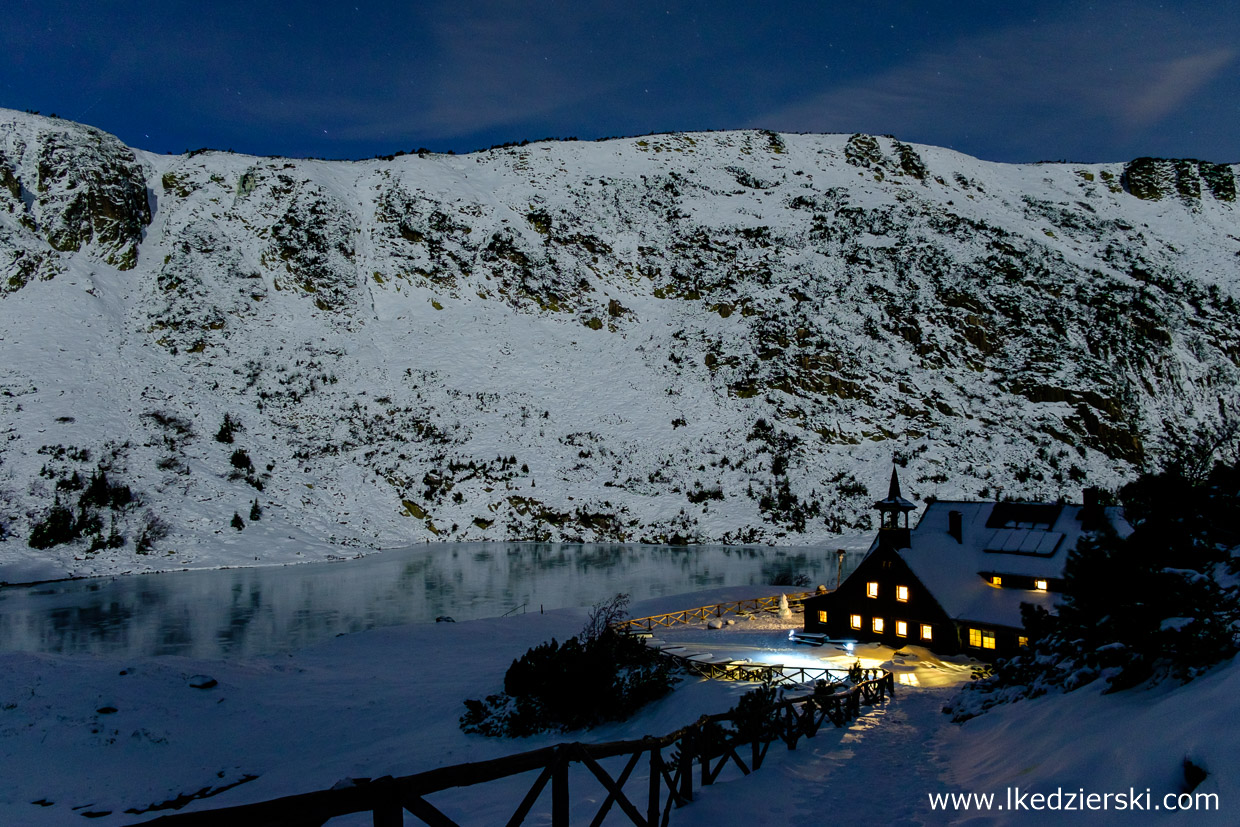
[891,501,1130,628]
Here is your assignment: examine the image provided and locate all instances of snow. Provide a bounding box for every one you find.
[0,576,1236,825]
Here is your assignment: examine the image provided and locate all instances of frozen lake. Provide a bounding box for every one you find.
[0,542,864,659]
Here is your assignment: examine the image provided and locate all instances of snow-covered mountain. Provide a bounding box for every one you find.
[0,110,1237,576]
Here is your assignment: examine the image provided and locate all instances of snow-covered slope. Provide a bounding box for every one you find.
[1,111,1237,576]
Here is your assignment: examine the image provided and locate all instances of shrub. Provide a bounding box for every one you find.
[135,511,170,553]
[28,498,78,549]
[462,595,677,736]
[80,468,133,510]
[229,449,253,472]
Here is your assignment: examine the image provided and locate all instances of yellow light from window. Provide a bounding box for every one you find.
[897,672,920,686]
[896,585,909,602]
[1018,635,1029,647]
[817,610,827,623]
[866,581,878,598]
[991,575,1002,587]
[982,629,996,649]
[896,620,907,637]
[968,627,982,648]
[1035,579,1048,591]
[920,624,932,641]
[872,617,885,633]
[850,614,862,630]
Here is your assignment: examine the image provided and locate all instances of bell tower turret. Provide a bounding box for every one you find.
[875,466,916,550]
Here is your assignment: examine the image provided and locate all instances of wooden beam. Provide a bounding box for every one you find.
[403,794,460,827]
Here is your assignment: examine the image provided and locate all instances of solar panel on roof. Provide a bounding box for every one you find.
[983,529,1065,557]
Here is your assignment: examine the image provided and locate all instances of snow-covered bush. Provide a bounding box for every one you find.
[461,595,678,736]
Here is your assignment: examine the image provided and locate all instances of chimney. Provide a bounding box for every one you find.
[1080,486,1104,530]
[948,510,963,544]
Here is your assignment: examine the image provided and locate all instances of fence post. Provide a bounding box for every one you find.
[648,746,661,826]
[370,777,403,827]
[679,729,694,803]
[552,749,569,827]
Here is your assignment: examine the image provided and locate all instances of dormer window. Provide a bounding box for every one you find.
[896,585,909,602]
[866,582,879,598]
[1034,579,1048,591]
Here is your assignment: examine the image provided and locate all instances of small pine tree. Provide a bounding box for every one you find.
[249,498,262,521]
[216,413,238,444]
[231,512,245,531]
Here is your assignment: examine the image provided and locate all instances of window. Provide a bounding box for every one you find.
[850,614,862,630]
[817,610,827,624]
[896,620,908,637]
[969,628,997,650]
[872,617,885,633]
[920,624,933,641]
[1034,579,1048,591]
[991,575,1002,587]
[866,581,879,598]
[1018,635,1029,647]
[896,585,909,602]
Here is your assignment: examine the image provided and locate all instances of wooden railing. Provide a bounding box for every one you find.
[612,593,814,635]
[671,656,885,690]
[143,670,894,826]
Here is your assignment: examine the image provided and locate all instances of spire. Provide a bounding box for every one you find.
[875,466,915,511]
[874,465,916,550]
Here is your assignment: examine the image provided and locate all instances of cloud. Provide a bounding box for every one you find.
[1121,48,1236,128]
[754,8,1237,159]
[222,5,653,147]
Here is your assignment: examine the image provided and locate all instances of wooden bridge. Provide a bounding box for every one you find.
[144,670,894,826]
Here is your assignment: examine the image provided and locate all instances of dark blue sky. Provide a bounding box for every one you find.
[3,1,1237,162]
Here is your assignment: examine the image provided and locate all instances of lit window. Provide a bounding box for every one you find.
[920,624,933,641]
[817,610,827,624]
[991,575,1002,587]
[872,617,885,633]
[850,614,862,630]
[866,582,878,598]
[1034,579,1048,591]
[896,620,908,637]
[969,628,997,650]
[1018,635,1029,647]
[896,585,909,602]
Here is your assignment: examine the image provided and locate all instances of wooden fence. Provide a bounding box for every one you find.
[612,593,814,635]
[143,671,894,826]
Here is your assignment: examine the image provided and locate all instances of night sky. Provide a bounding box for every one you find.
[3,1,1237,163]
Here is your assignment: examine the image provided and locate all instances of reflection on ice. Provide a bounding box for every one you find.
[0,542,862,659]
